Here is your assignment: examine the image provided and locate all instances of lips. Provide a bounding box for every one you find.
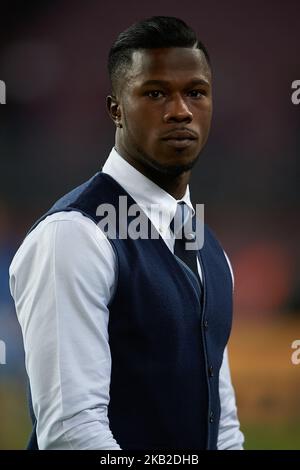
[161,129,198,149]
[161,129,197,141]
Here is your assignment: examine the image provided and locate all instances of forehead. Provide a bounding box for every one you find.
[127,47,211,86]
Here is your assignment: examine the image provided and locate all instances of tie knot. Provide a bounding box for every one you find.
[170,202,195,240]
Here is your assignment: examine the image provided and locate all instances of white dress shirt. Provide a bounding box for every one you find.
[9,148,244,450]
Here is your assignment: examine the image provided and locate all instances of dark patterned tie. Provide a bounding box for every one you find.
[171,202,201,288]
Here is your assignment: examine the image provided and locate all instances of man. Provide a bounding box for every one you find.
[9,16,244,450]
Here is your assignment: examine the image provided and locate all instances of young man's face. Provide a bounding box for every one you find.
[112,47,212,176]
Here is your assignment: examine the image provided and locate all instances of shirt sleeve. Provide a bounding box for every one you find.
[218,251,244,449]
[9,212,121,450]
[217,347,244,450]
[223,250,235,290]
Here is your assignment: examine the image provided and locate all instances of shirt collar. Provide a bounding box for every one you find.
[102,147,195,236]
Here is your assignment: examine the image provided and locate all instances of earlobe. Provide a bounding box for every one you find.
[106,95,122,128]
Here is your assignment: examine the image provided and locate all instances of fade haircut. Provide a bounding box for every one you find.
[108,16,210,95]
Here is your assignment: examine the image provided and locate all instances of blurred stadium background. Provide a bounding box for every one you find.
[0,0,299,449]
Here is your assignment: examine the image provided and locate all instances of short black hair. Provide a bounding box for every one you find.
[108,16,210,94]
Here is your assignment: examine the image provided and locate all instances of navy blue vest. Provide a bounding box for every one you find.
[27,172,233,450]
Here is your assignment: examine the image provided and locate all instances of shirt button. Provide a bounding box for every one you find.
[209,411,214,423]
[185,231,196,241]
[209,365,214,377]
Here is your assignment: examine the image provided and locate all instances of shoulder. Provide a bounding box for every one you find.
[9,211,114,278]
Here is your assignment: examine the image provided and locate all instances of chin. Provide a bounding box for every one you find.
[137,145,200,177]
[153,154,199,176]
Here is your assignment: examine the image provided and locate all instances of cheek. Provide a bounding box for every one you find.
[124,104,145,129]
[197,108,212,132]
[126,108,158,140]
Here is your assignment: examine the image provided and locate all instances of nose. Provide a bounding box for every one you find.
[163,94,193,123]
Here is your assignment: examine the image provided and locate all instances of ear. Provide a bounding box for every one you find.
[106,95,122,128]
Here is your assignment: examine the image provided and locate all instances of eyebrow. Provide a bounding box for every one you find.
[140,78,210,88]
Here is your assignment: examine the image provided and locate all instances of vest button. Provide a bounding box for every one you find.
[209,365,214,377]
[209,411,214,423]
[204,319,208,330]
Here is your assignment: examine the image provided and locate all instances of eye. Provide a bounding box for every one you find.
[188,89,207,98]
[146,90,165,99]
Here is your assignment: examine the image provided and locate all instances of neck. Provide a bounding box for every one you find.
[115,145,191,200]
[141,166,190,200]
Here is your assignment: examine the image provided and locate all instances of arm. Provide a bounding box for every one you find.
[9,212,121,449]
[217,251,244,449]
[217,347,244,450]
